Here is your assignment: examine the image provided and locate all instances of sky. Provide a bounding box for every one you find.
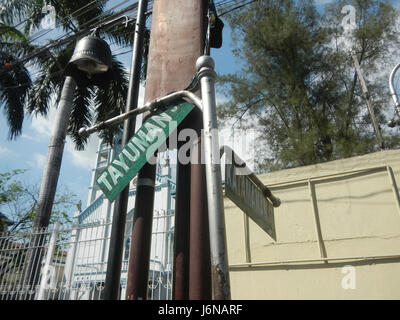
[0,0,247,211]
[1,0,400,216]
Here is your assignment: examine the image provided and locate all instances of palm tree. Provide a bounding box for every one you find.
[0,0,55,139]
[1,1,144,295]
[0,22,35,139]
[1,0,138,146]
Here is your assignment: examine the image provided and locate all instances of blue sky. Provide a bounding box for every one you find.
[0,1,245,210]
[1,0,400,216]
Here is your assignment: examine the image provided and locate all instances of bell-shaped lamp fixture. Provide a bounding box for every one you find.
[65,34,113,88]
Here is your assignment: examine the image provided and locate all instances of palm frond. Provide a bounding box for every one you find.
[0,51,31,139]
[0,0,33,26]
[26,69,55,116]
[93,56,129,145]
[68,85,94,150]
[0,22,28,41]
[26,46,72,116]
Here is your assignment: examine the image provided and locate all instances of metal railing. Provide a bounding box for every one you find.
[0,211,174,300]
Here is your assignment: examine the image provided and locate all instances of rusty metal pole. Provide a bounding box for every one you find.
[125,0,206,300]
[169,0,209,300]
[125,161,156,300]
[172,146,191,300]
[189,114,212,300]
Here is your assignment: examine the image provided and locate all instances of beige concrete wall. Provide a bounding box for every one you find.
[224,149,400,299]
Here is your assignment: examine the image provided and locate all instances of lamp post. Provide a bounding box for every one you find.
[25,33,113,298]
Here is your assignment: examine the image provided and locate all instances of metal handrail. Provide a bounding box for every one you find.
[78,90,202,138]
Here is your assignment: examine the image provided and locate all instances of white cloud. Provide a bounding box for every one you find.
[21,133,40,142]
[0,146,13,157]
[30,109,55,138]
[26,153,46,169]
[65,135,99,170]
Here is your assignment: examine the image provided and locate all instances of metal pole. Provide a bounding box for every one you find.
[24,76,77,295]
[172,154,191,300]
[125,0,206,300]
[79,90,203,137]
[197,55,231,300]
[189,118,212,300]
[125,161,156,300]
[103,0,148,300]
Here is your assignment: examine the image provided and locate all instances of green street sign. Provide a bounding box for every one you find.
[96,101,194,202]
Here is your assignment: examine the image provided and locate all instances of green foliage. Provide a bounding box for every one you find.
[217,0,400,172]
[0,169,77,232]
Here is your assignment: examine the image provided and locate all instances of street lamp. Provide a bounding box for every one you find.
[26,32,113,297]
[65,32,113,88]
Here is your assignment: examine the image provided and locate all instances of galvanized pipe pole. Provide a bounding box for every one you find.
[197,55,231,300]
[103,0,149,300]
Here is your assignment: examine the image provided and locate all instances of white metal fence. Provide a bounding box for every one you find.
[0,213,174,300]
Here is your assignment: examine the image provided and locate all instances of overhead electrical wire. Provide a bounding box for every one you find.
[215,0,258,16]
[2,0,248,76]
[26,0,110,45]
[1,0,251,87]
[1,0,108,40]
[0,1,140,79]
[1,20,137,90]
[3,0,249,65]
[217,0,258,16]
[1,0,155,90]
[18,0,138,64]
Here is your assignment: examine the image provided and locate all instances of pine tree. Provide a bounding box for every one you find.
[218,0,400,172]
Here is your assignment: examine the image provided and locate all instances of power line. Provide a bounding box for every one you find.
[215,0,258,16]
[26,0,110,45]
[0,2,140,79]
[1,0,107,40]
[1,0,251,86]
[1,27,135,90]
[23,0,138,60]
[219,0,258,16]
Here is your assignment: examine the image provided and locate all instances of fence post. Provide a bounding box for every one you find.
[62,224,81,300]
[37,222,60,300]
